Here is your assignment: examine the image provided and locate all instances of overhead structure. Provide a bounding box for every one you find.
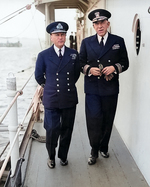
[34,0,98,48]
[34,0,89,14]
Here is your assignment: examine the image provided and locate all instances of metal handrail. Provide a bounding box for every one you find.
[0,126,21,179]
[0,71,34,124]
[0,71,35,180]
[0,92,21,124]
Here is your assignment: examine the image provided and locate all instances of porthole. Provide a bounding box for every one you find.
[132,14,141,55]
[136,19,141,55]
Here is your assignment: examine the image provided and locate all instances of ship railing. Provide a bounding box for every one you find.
[0,71,43,185]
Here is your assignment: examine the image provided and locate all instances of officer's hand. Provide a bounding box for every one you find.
[102,66,115,75]
[90,67,102,76]
[104,74,114,81]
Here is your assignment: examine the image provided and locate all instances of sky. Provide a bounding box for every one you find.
[0,0,77,39]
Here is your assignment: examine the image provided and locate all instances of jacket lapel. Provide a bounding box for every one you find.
[98,33,116,59]
[48,45,60,66]
[89,34,101,58]
[89,33,117,59]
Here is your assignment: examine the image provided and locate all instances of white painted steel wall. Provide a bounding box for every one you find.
[83,0,150,185]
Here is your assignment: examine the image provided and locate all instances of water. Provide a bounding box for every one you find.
[0,37,44,162]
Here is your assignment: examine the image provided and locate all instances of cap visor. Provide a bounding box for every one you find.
[93,16,108,23]
[51,30,67,34]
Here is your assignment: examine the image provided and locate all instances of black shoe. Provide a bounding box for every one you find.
[47,158,55,169]
[60,159,68,166]
[88,156,97,165]
[100,151,109,158]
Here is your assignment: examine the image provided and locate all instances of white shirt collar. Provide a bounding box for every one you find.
[54,45,65,56]
[97,32,108,45]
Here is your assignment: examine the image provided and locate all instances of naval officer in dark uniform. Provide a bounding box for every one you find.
[79,9,129,165]
[35,21,80,168]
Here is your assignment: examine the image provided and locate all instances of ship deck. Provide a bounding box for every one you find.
[23,75,149,187]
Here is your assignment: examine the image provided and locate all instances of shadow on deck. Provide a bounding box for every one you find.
[23,75,149,187]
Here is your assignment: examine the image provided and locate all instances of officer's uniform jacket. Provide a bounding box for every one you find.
[79,32,129,96]
[35,45,80,109]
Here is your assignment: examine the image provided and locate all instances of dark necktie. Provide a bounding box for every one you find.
[99,37,104,54]
[59,49,62,60]
[99,37,104,47]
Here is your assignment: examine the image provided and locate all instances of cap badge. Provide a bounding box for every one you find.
[95,12,100,18]
[56,23,63,29]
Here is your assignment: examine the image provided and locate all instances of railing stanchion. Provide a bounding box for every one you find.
[6,73,19,177]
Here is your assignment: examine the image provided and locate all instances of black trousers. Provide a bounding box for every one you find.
[44,106,76,161]
[85,94,118,157]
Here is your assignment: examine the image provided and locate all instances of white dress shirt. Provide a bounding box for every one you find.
[97,32,108,45]
[54,45,65,56]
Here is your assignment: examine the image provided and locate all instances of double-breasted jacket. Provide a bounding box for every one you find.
[79,32,129,96]
[35,45,80,109]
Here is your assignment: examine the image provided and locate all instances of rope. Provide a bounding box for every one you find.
[30,129,46,143]
[0,3,34,26]
[11,8,44,50]
[31,10,43,50]
[0,5,30,22]
[0,2,43,50]
[8,8,37,39]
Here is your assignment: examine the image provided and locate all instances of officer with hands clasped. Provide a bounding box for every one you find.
[35,21,80,168]
[79,9,129,165]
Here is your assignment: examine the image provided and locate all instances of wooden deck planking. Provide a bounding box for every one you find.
[24,75,149,187]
